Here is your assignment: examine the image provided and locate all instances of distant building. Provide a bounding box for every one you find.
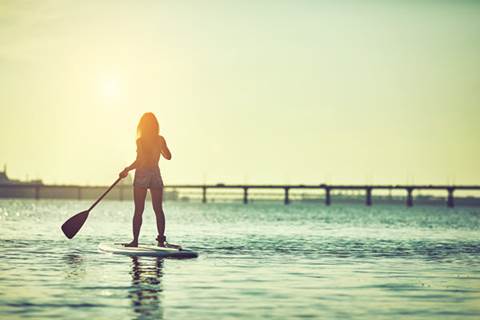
[0,164,43,185]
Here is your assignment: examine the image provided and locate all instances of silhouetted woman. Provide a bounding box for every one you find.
[119,112,171,247]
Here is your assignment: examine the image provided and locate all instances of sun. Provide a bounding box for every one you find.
[99,77,121,101]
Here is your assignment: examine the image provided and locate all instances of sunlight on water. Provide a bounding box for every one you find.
[0,199,479,319]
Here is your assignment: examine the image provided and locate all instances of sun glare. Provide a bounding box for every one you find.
[99,77,121,101]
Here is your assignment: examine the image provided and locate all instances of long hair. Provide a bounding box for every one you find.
[137,112,159,141]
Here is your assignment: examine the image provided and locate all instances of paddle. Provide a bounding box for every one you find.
[61,177,122,239]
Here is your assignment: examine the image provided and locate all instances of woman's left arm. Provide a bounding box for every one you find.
[119,140,140,178]
[119,159,138,178]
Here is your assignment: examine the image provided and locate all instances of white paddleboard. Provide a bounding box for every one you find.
[98,243,198,258]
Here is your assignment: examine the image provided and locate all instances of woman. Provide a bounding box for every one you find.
[119,112,172,247]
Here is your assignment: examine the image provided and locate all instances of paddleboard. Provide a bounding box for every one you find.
[98,243,198,258]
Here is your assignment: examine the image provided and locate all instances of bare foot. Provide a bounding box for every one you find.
[157,241,166,247]
[124,240,138,247]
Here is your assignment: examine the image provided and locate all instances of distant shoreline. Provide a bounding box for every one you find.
[1,183,479,207]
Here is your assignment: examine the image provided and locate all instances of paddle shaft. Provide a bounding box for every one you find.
[88,177,122,212]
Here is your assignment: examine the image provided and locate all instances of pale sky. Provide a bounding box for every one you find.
[0,0,479,186]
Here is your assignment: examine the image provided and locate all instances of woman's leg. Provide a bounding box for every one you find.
[125,186,148,247]
[150,187,165,246]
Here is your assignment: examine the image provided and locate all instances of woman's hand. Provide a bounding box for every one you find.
[119,168,129,179]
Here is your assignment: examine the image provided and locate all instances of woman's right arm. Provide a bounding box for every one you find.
[159,136,172,160]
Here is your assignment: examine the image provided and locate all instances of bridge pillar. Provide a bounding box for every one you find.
[243,187,248,204]
[447,188,455,208]
[284,187,290,205]
[366,188,372,206]
[202,186,207,203]
[325,188,331,206]
[406,188,413,207]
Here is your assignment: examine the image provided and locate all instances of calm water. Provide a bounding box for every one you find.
[0,199,479,319]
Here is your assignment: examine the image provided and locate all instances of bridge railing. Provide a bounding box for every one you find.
[165,184,480,208]
[1,183,479,208]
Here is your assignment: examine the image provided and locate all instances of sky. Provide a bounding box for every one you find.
[0,0,479,186]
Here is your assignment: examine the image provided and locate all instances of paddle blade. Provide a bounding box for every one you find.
[61,210,89,239]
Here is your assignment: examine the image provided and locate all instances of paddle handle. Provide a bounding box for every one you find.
[88,177,122,212]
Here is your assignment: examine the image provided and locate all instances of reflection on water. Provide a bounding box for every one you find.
[1,200,480,319]
[129,257,164,320]
[63,253,86,280]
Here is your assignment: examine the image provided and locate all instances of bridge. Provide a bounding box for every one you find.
[166,184,480,208]
[1,183,479,208]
